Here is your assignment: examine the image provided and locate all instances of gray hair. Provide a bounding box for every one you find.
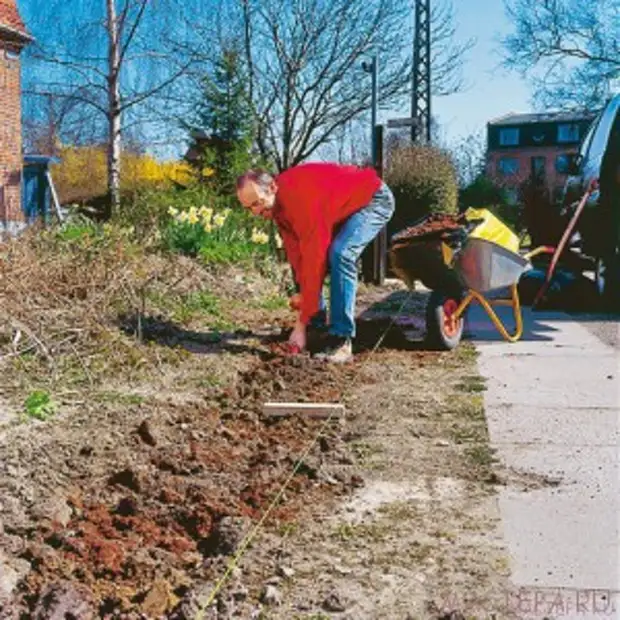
[236,169,275,191]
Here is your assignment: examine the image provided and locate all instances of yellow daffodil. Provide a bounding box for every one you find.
[177,211,189,223]
[188,210,200,225]
[204,222,213,233]
[213,213,227,229]
[168,206,179,217]
[251,228,269,245]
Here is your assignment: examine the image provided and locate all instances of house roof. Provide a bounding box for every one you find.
[488,110,598,126]
[0,0,32,42]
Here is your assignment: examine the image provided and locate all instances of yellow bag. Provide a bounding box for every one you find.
[464,208,519,254]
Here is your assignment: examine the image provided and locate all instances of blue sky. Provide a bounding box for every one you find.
[17,0,535,159]
[425,0,533,144]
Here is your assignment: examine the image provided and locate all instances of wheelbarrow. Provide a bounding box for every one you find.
[389,209,535,350]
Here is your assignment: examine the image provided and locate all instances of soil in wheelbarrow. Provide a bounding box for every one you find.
[392,213,468,243]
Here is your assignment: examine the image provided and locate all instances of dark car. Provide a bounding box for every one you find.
[560,93,620,304]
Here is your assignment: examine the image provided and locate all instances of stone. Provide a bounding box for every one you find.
[0,552,29,603]
[332,563,352,576]
[32,581,95,619]
[232,584,249,601]
[277,565,295,579]
[205,516,251,556]
[323,591,348,613]
[261,585,282,606]
[137,419,157,446]
[30,496,72,527]
[141,579,176,616]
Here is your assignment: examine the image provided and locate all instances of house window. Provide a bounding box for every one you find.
[499,128,520,146]
[498,157,519,176]
[504,188,519,205]
[557,123,580,143]
[556,154,572,174]
[5,49,19,61]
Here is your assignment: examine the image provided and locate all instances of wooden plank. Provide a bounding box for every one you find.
[262,402,345,419]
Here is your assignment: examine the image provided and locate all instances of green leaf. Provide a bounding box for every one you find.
[24,390,57,421]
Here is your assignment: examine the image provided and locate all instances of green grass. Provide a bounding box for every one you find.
[449,422,487,445]
[145,290,234,328]
[464,444,497,468]
[332,521,390,543]
[452,342,479,364]
[446,393,485,421]
[456,375,487,393]
[254,294,289,311]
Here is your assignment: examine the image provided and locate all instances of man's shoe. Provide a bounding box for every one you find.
[314,335,353,363]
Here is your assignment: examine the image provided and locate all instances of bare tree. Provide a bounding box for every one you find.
[449,130,487,187]
[23,0,194,213]
[502,0,620,109]
[184,0,473,171]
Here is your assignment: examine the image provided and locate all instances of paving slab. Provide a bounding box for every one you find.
[480,355,619,409]
[468,302,620,616]
[499,486,619,590]
[487,404,620,446]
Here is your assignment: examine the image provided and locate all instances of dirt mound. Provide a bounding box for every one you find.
[3,355,366,617]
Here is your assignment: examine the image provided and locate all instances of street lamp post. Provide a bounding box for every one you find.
[361,54,379,165]
[361,53,386,285]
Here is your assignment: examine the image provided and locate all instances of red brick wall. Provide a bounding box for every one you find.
[487,145,579,203]
[0,38,23,225]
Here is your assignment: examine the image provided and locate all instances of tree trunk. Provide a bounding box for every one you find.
[106,0,122,216]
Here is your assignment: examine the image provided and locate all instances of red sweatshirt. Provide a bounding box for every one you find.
[273,162,382,324]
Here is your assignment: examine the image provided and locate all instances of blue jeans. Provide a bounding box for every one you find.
[322,182,395,338]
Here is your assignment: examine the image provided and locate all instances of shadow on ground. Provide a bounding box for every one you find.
[118,276,620,355]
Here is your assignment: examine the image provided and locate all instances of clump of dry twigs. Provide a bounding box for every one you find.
[0,223,209,391]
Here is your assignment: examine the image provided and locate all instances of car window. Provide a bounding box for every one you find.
[579,117,598,160]
[586,98,620,167]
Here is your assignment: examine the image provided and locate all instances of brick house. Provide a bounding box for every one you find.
[486,111,596,205]
[0,0,32,235]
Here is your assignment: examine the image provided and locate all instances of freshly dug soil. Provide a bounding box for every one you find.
[0,352,372,618]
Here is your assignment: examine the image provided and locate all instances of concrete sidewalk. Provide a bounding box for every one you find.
[466,304,620,620]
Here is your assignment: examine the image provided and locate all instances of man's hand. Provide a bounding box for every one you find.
[288,319,307,352]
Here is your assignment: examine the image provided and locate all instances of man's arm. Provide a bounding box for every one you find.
[296,206,331,324]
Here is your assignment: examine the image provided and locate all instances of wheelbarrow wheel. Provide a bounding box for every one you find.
[425,291,464,350]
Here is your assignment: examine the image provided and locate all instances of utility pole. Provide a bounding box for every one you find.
[362,54,379,164]
[411,0,432,144]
